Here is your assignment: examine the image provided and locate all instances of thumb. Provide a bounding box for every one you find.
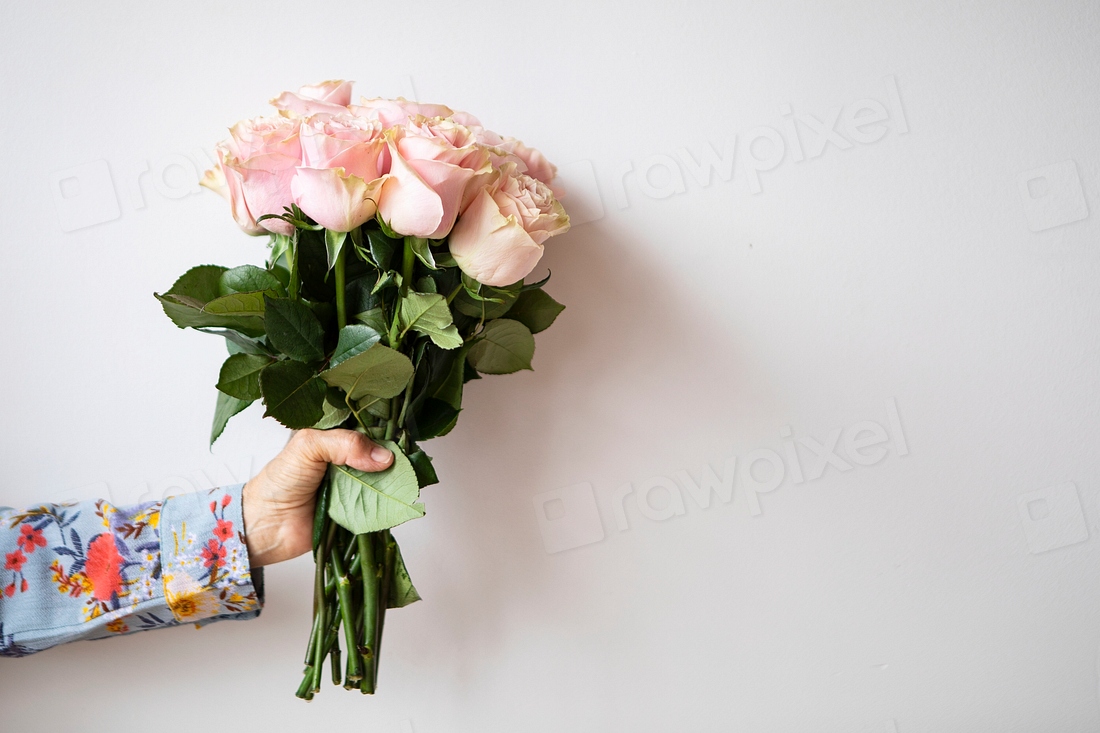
[291,429,394,473]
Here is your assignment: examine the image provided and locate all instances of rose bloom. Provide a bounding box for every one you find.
[377,118,493,239]
[270,79,354,118]
[201,115,302,236]
[465,126,557,185]
[449,164,570,287]
[291,113,388,232]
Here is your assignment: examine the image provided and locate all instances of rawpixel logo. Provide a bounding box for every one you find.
[534,399,910,554]
[532,482,605,554]
[49,160,121,232]
[1016,482,1089,554]
[1016,160,1089,232]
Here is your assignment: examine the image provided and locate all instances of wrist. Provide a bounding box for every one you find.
[242,479,284,568]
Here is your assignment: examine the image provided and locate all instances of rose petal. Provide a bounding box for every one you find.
[292,167,386,233]
[297,80,353,106]
[229,155,299,236]
[376,141,445,237]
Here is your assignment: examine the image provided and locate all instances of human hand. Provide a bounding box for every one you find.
[241,429,393,567]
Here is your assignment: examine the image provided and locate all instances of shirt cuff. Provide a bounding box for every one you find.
[159,484,264,626]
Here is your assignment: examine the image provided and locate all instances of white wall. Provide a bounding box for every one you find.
[2,1,1099,731]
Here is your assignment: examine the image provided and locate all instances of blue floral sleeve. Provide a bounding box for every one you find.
[0,484,263,657]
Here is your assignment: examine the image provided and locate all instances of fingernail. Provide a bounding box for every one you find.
[371,445,392,463]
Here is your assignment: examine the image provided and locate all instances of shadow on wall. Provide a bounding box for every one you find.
[413,213,782,686]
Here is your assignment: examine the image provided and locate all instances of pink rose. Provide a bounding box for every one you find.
[200,144,265,235]
[299,113,385,179]
[466,126,556,184]
[497,138,556,184]
[292,114,389,232]
[220,117,302,236]
[270,80,353,118]
[448,165,570,286]
[351,97,467,128]
[376,119,493,239]
[292,168,387,233]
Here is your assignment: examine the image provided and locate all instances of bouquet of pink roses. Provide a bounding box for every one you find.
[155,80,569,699]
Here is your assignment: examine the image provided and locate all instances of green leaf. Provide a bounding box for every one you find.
[366,229,397,271]
[399,292,462,349]
[377,217,400,240]
[434,249,457,268]
[211,391,251,446]
[409,397,460,441]
[467,319,535,374]
[416,276,438,294]
[345,274,381,315]
[312,387,352,429]
[216,353,270,400]
[453,286,519,319]
[165,265,227,303]
[356,394,391,420]
[327,441,425,533]
[505,289,565,334]
[387,538,421,608]
[260,360,327,429]
[521,270,552,291]
[407,448,439,488]
[269,234,291,268]
[156,290,267,338]
[321,344,415,400]
[353,307,388,334]
[371,270,397,295]
[432,345,469,409]
[220,265,285,297]
[264,296,325,362]
[331,324,382,367]
[297,229,336,302]
[270,263,291,291]
[324,229,347,270]
[463,360,481,383]
[408,236,437,269]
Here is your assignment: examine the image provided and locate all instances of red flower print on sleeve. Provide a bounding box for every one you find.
[221,494,232,508]
[200,539,226,569]
[16,525,47,554]
[85,535,123,602]
[213,519,235,543]
[209,500,218,514]
[3,583,13,597]
[4,550,26,573]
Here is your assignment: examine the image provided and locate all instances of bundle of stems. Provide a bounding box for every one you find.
[295,498,396,699]
[293,236,416,700]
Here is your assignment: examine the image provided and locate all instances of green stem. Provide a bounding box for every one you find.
[296,666,315,700]
[289,230,301,300]
[330,643,342,687]
[357,533,378,694]
[311,521,336,692]
[385,398,398,441]
[401,236,415,298]
[446,283,463,304]
[373,532,396,685]
[334,239,347,330]
[330,547,362,682]
[296,609,323,699]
